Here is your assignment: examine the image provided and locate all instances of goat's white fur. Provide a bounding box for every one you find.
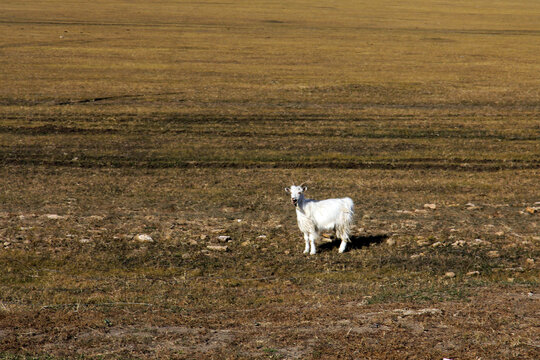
[285,184,354,255]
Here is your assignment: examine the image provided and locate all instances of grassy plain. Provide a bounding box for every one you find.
[0,0,539,359]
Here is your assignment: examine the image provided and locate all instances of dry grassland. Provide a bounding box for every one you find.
[0,0,539,359]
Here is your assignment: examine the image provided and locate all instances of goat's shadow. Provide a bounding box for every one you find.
[317,233,389,252]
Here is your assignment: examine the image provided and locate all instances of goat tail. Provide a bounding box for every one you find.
[336,198,354,243]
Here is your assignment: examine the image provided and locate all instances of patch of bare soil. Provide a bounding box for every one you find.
[1,288,538,359]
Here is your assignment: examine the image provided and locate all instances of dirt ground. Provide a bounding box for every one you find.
[0,167,538,359]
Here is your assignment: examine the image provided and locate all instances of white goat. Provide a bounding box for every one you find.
[285,184,354,255]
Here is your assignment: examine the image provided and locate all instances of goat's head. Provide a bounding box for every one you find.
[285,184,307,207]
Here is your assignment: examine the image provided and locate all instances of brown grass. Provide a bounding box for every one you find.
[0,0,539,359]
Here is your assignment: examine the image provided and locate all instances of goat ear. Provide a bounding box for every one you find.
[284,187,290,193]
[302,185,308,192]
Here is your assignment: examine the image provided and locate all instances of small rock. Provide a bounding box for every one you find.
[199,234,208,240]
[207,245,229,252]
[44,214,67,220]
[217,235,232,242]
[507,277,514,283]
[416,238,431,246]
[525,258,535,266]
[134,234,154,243]
[424,203,437,210]
[431,241,443,248]
[445,272,456,278]
[241,240,251,247]
[3,241,11,247]
[386,238,396,246]
[257,235,267,239]
[452,240,466,247]
[494,231,505,236]
[79,238,92,244]
[465,203,479,210]
[471,238,490,246]
[399,308,442,316]
[466,271,480,276]
[410,253,425,259]
[414,209,428,214]
[487,250,500,258]
[188,239,198,246]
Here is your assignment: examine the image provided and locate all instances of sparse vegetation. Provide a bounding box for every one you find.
[0,0,538,359]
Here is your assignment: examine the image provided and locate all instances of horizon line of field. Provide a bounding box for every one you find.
[2,157,538,171]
